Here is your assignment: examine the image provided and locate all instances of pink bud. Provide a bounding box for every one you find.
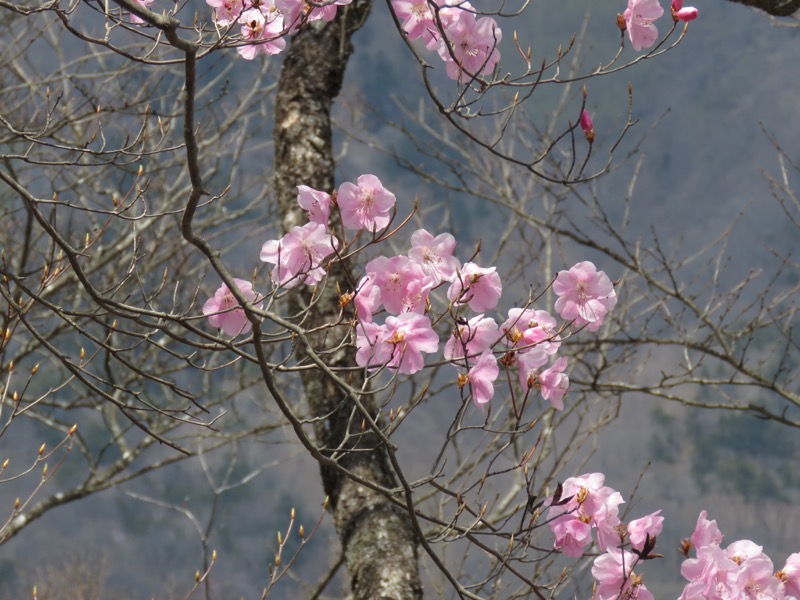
[671,0,682,10]
[579,109,595,144]
[675,6,698,21]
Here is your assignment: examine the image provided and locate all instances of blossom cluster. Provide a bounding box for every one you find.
[390,0,502,81]
[678,511,800,599]
[546,474,800,599]
[621,0,699,52]
[203,174,618,413]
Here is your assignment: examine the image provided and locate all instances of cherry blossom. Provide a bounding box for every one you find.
[501,308,561,355]
[260,222,338,288]
[364,255,431,314]
[538,356,569,411]
[622,0,664,52]
[437,12,502,80]
[552,261,617,331]
[206,0,246,26]
[592,548,654,600]
[689,510,724,549]
[297,185,331,226]
[550,515,594,557]
[238,8,287,60]
[463,351,499,406]
[627,510,664,551]
[408,229,460,283]
[337,174,396,232]
[780,553,800,598]
[203,278,262,337]
[355,312,439,374]
[447,262,503,312]
[517,347,549,390]
[443,314,500,361]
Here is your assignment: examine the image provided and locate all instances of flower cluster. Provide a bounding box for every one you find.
[547,475,800,600]
[620,0,698,52]
[203,175,618,414]
[678,511,800,599]
[204,0,351,58]
[391,0,502,81]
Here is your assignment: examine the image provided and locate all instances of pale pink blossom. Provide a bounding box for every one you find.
[623,0,664,52]
[550,515,593,557]
[447,262,502,312]
[365,255,431,314]
[627,510,664,551]
[391,0,437,43]
[354,275,382,322]
[408,229,460,283]
[539,356,569,411]
[337,174,396,232]
[206,0,247,26]
[502,308,560,355]
[679,544,738,600]
[355,312,439,374]
[547,473,625,554]
[297,185,331,225]
[129,0,155,24]
[203,278,262,337]
[237,8,286,60]
[437,13,502,80]
[517,347,549,390]
[553,261,617,331]
[592,549,654,600]
[443,314,500,361]
[260,222,338,288]
[690,510,724,549]
[780,553,800,598]
[465,351,499,406]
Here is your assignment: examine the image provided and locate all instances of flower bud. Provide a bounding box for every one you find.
[675,6,698,21]
[580,109,595,144]
[672,0,683,10]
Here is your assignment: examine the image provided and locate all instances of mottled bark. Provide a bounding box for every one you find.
[725,0,800,15]
[272,4,422,599]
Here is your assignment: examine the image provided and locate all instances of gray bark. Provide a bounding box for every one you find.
[272,4,422,599]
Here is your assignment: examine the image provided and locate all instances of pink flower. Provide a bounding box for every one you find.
[690,510,724,549]
[593,549,654,600]
[679,544,738,599]
[408,229,460,283]
[297,185,331,225]
[517,347,549,390]
[260,222,338,288]
[437,13,502,80]
[580,109,595,143]
[129,0,154,24]
[443,314,500,361]
[502,308,561,355]
[206,0,246,26]
[237,9,287,60]
[447,262,502,312]
[391,0,437,43]
[551,515,594,557]
[627,510,664,551]
[355,312,439,374]
[623,0,664,52]
[464,351,499,406]
[552,261,617,331]
[671,0,682,9]
[337,174,396,232]
[674,6,698,21]
[780,553,800,598]
[353,275,382,322]
[203,278,262,337]
[365,255,431,314]
[539,356,569,411]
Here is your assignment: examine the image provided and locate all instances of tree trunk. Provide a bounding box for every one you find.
[725,0,800,16]
[272,4,422,599]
